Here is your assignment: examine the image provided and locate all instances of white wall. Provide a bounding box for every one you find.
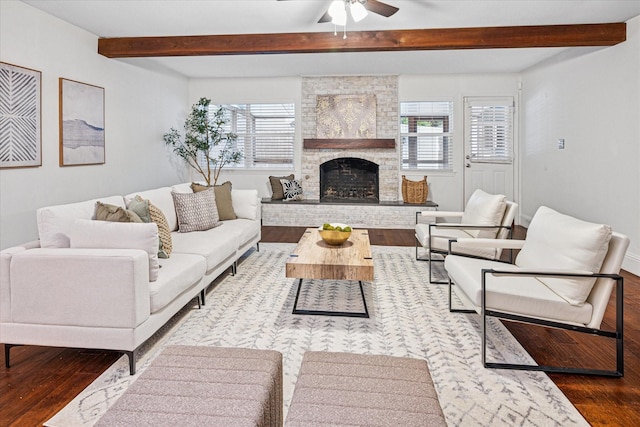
[520,15,640,274]
[0,1,190,249]
[190,74,519,211]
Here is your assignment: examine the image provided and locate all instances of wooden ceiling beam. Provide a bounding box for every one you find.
[98,23,626,58]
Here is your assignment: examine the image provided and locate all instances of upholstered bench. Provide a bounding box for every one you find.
[285,351,446,426]
[95,345,283,427]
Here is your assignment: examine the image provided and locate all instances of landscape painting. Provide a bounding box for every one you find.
[59,78,104,166]
[0,62,42,169]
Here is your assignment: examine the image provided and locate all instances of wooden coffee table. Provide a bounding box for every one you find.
[285,228,374,318]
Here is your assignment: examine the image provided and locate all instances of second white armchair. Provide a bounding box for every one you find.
[415,189,518,284]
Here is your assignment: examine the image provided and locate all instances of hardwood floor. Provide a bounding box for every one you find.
[1,225,638,426]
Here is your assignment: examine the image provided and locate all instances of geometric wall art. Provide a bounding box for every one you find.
[0,62,42,169]
[59,78,105,166]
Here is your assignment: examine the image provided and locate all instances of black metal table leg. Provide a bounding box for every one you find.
[292,278,370,318]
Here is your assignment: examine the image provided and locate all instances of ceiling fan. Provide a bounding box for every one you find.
[317,0,399,24]
[279,0,399,24]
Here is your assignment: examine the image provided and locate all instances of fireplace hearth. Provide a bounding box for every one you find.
[320,157,379,203]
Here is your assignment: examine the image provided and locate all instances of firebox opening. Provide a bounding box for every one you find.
[320,157,379,204]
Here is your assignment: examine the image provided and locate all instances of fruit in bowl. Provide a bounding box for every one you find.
[319,223,352,246]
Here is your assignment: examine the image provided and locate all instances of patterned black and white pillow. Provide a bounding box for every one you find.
[280,179,304,201]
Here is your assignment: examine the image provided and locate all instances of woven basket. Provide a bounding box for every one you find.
[401,175,428,204]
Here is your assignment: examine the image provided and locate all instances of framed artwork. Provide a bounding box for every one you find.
[59,78,105,166]
[316,94,376,139]
[0,62,42,169]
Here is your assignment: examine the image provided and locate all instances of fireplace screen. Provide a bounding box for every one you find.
[320,157,379,203]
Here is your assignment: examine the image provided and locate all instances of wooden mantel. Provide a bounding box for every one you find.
[303,139,395,149]
[97,23,626,58]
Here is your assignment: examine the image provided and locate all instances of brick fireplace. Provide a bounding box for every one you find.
[261,75,438,229]
[300,75,400,202]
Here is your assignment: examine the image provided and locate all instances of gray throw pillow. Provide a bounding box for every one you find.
[128,195,169,258]
[172,188,220,232]
[127,196,152,223]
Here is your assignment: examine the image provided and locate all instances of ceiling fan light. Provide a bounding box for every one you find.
[332,14,347,26]
[350,2,368,22]
[330,3,347,26]
[328,0,345,18]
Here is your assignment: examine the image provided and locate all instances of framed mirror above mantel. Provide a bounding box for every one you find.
[303,138,395,149]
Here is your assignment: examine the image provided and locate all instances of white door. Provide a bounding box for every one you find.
[463,97,515,203]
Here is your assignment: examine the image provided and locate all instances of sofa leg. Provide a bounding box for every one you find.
[5,344,20,368]
[125,350,136,375]
[256,242,260,252]
[200,289,206,306]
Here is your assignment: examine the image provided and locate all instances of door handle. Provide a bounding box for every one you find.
[465,155,471,160]
[466,163,471,168]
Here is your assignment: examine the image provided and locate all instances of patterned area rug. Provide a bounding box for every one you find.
[46,243,588,427]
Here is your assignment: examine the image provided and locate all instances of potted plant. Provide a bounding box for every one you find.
[164,97,242,186]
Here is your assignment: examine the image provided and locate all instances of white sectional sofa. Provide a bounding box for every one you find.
[1,183,261,374]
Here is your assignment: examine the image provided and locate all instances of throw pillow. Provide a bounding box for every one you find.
[269,174,294,200]
[95,202,143,223]
[127,196,152,223]
[190,182,209,193]
[172,188,220,232]
[129,196,169,258]
[191,181,237,221]
[460,190,507,238]
[515,206,612,306]
[280,179,304,201]
[148,199,172,257]
[69,219,160,282]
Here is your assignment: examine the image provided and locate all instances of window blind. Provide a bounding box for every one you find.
[400,101,454,171]
[465,97,514,164]
[207,103,295,169]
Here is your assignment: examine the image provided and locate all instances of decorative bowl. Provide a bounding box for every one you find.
[318,223,352,246]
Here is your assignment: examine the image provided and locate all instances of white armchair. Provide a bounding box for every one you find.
[415,189,518,284]
[445,206,629,376]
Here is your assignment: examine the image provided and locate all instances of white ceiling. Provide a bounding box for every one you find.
[21,0,640,78]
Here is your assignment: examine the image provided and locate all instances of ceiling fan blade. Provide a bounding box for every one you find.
[318,10,332,23]
[364,0,399,18]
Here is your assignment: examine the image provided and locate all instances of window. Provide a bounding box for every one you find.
[465,97,514,164]
[207,103,295,169]
[400,101,454,171]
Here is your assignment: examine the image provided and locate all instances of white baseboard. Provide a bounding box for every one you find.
[623,251,640,277]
